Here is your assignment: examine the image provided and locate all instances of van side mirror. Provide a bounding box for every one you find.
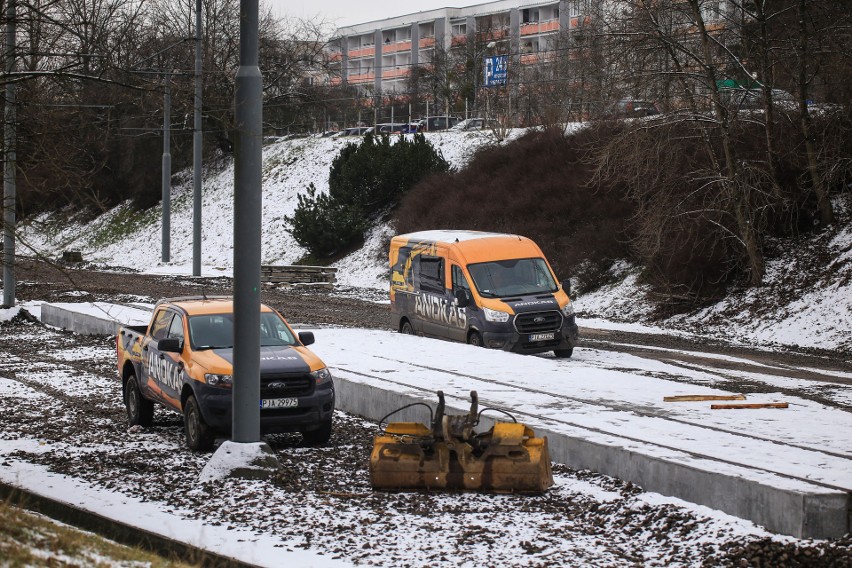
[454,288,471,308]
[158,338,183,353]
[561,280,571,296]
[298,331,315,346]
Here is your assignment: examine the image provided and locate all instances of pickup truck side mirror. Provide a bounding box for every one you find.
[158,338,183,353]
[454,288,471,308]
[298,331,315,346]
[560,280,571,296]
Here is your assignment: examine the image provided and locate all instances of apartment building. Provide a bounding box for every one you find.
[330,0,590,95]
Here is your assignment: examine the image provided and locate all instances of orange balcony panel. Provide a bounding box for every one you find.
[520,53,539,65]
[419,37,435,48]
[477,29,507,41]
[348,46,375,59]
[329,77,342,85]
[382,68,410,79]
[349,73,375,83]
[382,40,412,54]
[520,20,559,36]
[330,52,342,62]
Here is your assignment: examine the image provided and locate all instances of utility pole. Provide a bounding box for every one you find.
[2,0,16,308]
[232,0,263,444]
[162,71,171,263]
[192,0,202,276]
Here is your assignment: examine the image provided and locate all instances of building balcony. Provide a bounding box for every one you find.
[382,40,412,54]
[348,46,376,59]
[381,67,410,79]
[419,37,435,48]
[520,19,560,36]
[348,72,375,84]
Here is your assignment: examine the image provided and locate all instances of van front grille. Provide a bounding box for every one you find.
[514,311,563,334]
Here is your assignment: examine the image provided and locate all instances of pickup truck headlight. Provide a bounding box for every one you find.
[483,307,510,323]
[561,301,575,317]
[310,367,332,385]
[205,373,233,388]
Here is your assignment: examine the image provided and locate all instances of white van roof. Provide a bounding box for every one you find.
[397,230,517,244]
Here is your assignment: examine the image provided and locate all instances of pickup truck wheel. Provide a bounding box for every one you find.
[553,348,574,358]
[400,320,414,335]
[183,395,215,452]
[125,374,154,427]
[467,331,484,347]
[301,419,332,446]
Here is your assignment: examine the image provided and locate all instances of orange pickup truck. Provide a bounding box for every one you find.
[116,296,335,451]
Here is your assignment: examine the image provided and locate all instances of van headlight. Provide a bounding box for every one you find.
[310,367,332,385]
[561,301,575,317]
[205,373,232,388]
[483,307,510,323]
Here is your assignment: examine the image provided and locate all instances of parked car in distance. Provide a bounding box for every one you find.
[605,99,660,118]
[364,123,408,135]
[450,117,499,131]
[724,88,797,111]
[415,115,462,132]
[340,126,370,136]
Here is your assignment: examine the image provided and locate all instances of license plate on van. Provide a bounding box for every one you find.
[529,332,555,342]
[261,397,298,409]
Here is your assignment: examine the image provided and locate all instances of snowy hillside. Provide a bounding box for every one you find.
[16,129,852,355]
[18,130,508,290]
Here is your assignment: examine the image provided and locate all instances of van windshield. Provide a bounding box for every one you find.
[467,258,558,298]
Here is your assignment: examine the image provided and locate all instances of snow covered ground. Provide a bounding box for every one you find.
[2,302,850,566]
[3,129,852,564]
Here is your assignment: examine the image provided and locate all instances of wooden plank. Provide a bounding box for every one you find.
[664,394,746,402]
[710,403,789,410]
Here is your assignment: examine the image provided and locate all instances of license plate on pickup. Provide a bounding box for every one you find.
[260,397,298,409]
[529,332,556,342]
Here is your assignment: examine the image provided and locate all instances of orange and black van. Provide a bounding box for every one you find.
[390,230,578,357]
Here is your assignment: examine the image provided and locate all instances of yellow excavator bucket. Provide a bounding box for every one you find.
[370,391,554,494]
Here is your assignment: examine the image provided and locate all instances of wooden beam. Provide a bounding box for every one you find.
[664,394,746,402]
[710,403,789,410]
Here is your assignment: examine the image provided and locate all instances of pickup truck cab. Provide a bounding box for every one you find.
[117,296,334,451]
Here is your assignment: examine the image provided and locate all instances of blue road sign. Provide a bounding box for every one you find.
[484,55,508,87]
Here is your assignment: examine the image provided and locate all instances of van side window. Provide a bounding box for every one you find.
[392,246,413,290]
[417,255,445,294]
[452,265,471,293]
[150,309,174,341]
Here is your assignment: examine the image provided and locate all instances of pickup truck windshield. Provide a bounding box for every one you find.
[468,258,558,299]
[189,312,297,350]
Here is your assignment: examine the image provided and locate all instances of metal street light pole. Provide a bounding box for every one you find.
[162,70,171,263]
[192,0,202,276]
[3,0,17,308]
[232,0,263,443]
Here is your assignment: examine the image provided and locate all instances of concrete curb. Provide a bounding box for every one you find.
[334,377,850,539]
[0,480,257,567]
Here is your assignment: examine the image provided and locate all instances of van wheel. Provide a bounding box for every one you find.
[183,395,215,452]
[553,348,574,358]
[400,321,414,335]
[301,419,333,446]
[468,331,484,347]
[125,374,154,427]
